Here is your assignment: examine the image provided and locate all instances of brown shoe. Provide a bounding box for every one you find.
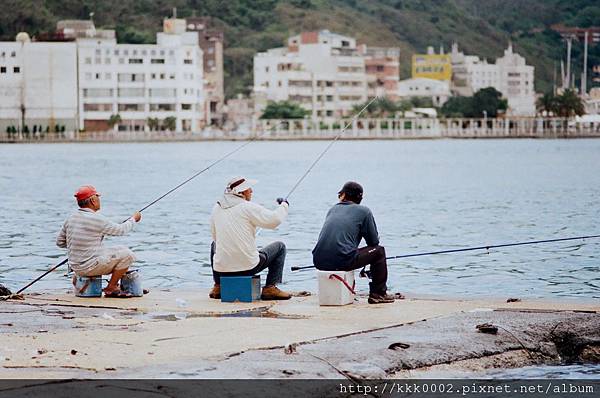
[261,285,292,300]
[368,293,395,304]
[209,284,220,299]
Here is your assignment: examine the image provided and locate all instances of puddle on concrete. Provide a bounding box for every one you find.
[146,307,306,321]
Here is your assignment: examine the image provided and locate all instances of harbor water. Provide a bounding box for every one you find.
[0,139,599,299]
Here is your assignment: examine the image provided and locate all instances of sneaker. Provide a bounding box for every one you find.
[368,293,395,304]
[209,284,220,299]
[261,285,292,300]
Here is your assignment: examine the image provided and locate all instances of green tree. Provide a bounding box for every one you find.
[147,117,160,131]
[441,96,474,117]
[536,92,559,115]
[108,114,122,130]
[556,89,585,117]
[163,116,177,131]
[351,97,398,118]
[260,101,309,119]
[472,87,507,117]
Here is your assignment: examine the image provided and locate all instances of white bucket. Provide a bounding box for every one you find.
[317,270,355,306]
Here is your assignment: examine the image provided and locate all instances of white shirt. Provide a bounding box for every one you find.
[210,194,288,272]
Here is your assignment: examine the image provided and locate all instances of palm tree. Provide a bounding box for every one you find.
[536,93,559,116]
[107,114,122,130]
[556,89,584,117]
[147,117,159,131]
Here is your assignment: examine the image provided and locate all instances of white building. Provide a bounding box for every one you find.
[0,33,78,133]
[254,30,367,120]
[397,77,451,106]
[76,19,204,132]
[450,43,536,116]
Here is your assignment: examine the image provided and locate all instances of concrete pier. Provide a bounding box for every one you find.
[0,290,598,379]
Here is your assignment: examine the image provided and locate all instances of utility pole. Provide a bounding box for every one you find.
[565,36,572,89]
[582,31,588,96]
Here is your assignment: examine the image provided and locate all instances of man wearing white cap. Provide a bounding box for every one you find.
[56,185,142,298]
[209,176,291,300]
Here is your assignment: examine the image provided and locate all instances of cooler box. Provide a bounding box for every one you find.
[73,276,103,297]
[221,275,261,302]
[318,270,355,306]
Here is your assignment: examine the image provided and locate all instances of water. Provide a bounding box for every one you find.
[0,139,599,299]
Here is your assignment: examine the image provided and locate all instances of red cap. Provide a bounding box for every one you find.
[74,185,100,201]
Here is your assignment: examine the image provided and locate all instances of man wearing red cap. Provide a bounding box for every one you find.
[56,185,142,298]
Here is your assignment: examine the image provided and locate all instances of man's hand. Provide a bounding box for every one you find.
[276,197,289,206]
[132,211,142,222]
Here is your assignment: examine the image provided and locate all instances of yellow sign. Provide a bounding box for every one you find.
[412,54,452,81]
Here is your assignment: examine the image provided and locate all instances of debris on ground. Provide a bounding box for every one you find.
[37,349,48,355]
[0,284,12,296]
[284,343,298,354]
[71,349,78,355]
[101,313,115,321]
[394,292,406,300]
[476,323,499,334]
[388,342,410,350]
[292,291,311,297]
[175,298,187,308]
[506,298,522,303]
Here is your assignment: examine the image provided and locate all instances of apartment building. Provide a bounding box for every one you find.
[185,17,224,126]
[397,77,451,106]
[0,33,78,133]
[412,47,452,82]
[77,18,204,132]
[360,45,400,101]
[450,43,535,116]
[254,30,367,120]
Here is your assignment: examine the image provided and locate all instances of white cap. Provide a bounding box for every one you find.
[226,176,258,194]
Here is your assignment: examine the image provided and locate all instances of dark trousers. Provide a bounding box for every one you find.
[211,241,286,287]
[324,245,388,295]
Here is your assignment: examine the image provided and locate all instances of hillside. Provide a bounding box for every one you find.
[1,0,599,98]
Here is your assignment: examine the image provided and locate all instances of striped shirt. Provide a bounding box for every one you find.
[56,208,135,273]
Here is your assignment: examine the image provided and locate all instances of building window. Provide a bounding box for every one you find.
[151,59,165,64]
[119,58,124,64]
[169,50,175,56]
[149,103,176,111]
[129,58,143,64]
[105,58,111,64]
[184,59,193,64]
[11,51,16,57]
[118,103,144,111]
[208,60,214,67]
[0,66,6,73]
[208,47,214,54]
[151,50,156,56]
[85,57,92,64]
[85,73,91,80]
[169,74,175,80]
[95,49,101,55]
[181,104,192,110]
[114,50,119,55]
[123,50,129,55]
[160,73,165,80]
[151,73,156,79]
[105,73,111,80]
[142,50,147,56]
[265,66,269,73]
[13,67,20,73]
[95,58,101,64]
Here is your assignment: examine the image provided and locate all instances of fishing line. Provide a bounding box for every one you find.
[283,96,379,200]
[16,124,284,295]
[290,233,600,272]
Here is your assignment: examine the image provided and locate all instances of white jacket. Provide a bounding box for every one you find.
[210,193,288,272]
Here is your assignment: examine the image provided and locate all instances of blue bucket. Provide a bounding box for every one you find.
[120,269,143,297]
[74,276,103,297]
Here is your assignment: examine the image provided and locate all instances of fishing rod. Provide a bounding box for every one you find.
[283,96,379,200]
[15,124,284,295]
[290,233,600,272]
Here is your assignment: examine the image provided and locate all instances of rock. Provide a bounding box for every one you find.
[71,349,77,355]
[0,284,12,296]
[476,323,498,334]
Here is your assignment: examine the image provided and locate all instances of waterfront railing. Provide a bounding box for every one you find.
[1,117,599,142]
